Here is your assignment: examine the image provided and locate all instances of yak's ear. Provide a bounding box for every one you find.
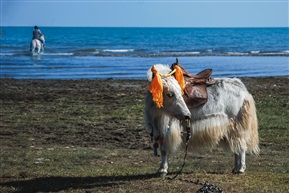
[148,66,163,108]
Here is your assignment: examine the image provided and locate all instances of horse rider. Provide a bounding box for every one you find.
[32,26,45,47]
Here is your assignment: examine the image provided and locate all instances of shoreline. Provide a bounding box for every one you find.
[1,75,288,80]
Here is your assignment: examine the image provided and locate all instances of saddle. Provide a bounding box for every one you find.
[172,59,215,109]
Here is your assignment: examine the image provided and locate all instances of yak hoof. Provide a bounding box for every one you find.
[158,172,167,178]
[157,171,167,177]
[232,169,245,175]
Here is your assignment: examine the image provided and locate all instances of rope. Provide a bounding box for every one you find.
[165,120,225,192]
[167,121,191,180]
[166,139,189,180]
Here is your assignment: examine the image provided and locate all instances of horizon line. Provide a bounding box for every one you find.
[1,25,288,28]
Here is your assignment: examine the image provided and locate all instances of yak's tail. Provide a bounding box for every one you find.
[242,94,259,154]
[228,94,259,155]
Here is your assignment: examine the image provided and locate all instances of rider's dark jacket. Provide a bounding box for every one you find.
[32,29,43,40]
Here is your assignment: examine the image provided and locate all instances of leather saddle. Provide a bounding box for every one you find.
[172,59,215,109]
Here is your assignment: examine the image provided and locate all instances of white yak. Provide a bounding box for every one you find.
[144,64,259,176]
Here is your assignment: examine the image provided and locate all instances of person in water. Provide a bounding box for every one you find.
[32,26,45,47]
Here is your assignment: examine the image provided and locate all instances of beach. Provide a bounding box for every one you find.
[0,77,288,192]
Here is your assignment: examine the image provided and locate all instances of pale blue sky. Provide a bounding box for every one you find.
[1,0,288,27]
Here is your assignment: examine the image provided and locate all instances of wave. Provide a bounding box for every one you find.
[1,49,289,58]
[0,53,14,56]
[164,51,200,55]
[72,48,135,56]
[103,49,135,53]
[43,53,74,56]
[117,51,289,57]
[249,51,260,54]
[225,52,248,56]
[0,52,74,56]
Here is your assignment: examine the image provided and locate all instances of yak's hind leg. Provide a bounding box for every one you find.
[231,94,259,174]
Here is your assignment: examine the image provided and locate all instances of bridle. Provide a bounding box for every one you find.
[148,64,191,179]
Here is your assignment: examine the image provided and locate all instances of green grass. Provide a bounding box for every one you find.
[1,78,288,192]
[256,95,289,129]
[256,95,289,148]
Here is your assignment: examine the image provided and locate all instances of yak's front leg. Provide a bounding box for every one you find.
[158,150,168,177]
[233,151,246,174]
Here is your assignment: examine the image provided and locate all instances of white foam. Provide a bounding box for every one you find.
[44,53,74,56]
[226,52,248,56]
[250,51,260,54]
[103,49,134,53]
[167,51,200,55]
[0,53,14,56]
[182,51,200,55]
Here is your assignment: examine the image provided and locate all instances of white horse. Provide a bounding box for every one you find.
[30,36,45,55]
[144,64,259,176]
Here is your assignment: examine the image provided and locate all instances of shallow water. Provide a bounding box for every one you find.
[1,27,288,79]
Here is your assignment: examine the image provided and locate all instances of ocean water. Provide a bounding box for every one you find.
[0,27,288,79]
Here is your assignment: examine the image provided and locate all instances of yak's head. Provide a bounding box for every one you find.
[146,64,191,121]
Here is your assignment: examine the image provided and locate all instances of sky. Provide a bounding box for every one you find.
[1,0,288,27]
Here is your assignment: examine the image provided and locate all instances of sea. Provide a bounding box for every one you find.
[0,27,288,79]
